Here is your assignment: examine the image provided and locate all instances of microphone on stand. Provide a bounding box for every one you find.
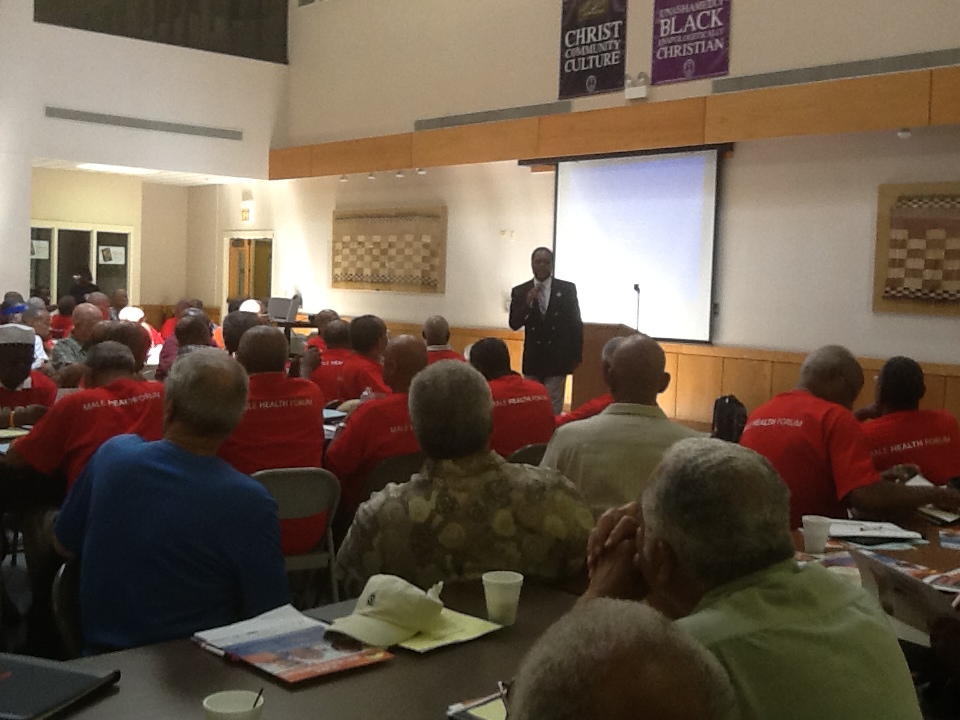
[633,283,641,331]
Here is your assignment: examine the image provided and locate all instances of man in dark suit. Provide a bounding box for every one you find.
[509,247,583,413]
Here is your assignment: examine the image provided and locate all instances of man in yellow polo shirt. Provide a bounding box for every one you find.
[583,438,922,720]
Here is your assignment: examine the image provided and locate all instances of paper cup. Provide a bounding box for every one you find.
[801,515,832,554]
[482,570,524,625]
[203,690,264,720]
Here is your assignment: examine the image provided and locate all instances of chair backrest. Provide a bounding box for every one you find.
[51,558,83,659]
[507,443,548,466]
[251,468,341,523]
[363,451,426,499]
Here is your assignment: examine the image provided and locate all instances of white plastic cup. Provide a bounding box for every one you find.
[482,570,524,625]
[801,515,832,554]
[203,690,264,720]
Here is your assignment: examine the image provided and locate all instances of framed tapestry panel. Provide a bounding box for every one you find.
[873,183,960,317]
[331,207,447,294]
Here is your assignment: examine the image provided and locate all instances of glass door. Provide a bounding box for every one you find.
[56,229,93,302]
[95,231,130,297]
[30,227,53,303]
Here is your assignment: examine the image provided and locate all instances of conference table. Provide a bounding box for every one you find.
[68,581,578,719]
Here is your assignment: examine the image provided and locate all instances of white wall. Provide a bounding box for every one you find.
[283,0,960,145]
[141,184,189,305]
[185,126,960,364]
[186,186,222,306]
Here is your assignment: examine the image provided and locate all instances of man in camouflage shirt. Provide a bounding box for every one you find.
[337,360,593,590]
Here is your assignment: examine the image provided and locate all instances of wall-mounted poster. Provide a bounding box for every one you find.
[651,0,730,85]
[30,239,49,260]
[559,0,627,100]
[331,207,447,294]
[99,246,126,265]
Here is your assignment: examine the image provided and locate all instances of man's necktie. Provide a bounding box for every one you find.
[539,284,548,315]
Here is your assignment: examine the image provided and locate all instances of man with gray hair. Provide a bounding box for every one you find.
[740,344,960,527]
[337,360,593,589]
[510,598,735,720]
[585,438,924,720]
[542,334,702,517]
[54,349,290,652]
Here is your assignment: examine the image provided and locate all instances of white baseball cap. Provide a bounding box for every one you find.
[118,306,145,323]
[328,575,443,647]
[238,299,262,314]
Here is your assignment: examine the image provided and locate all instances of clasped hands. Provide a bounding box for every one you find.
[583,501,651,602]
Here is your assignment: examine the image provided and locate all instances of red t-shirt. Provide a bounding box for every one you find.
[488,375,556,458]
[427,348,465,364]
[339,353,390,400]
[306,335,327,352]
[861,409,960,485]
[13,378,164,489]
[555,393,614,428]
[324,392,420,512]
[0,371,58,410]
[739,390,879,528]
[159,316,177,340]
[218,372,327,554]
[50,314,73,339]
[308,347,353,403]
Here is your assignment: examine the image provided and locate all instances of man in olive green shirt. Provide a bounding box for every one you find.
[541,334,701,517]
[584,438,922,720]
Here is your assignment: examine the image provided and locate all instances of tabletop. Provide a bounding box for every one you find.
[69,581,578,720]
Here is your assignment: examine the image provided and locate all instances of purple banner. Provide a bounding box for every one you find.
[559,0,628,100]
[651,0,730,86]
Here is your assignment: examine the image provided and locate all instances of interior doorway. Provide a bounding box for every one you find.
[227,237,272,301]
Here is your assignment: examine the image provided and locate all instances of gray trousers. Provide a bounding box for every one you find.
[528,375,566,414]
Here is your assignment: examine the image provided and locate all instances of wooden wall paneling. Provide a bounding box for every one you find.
[920,374,947,411]
[674,353,723,423]
[411,118,539,168]
[660,352,678,418]
[704,71,932,144]
[268,146,315,180]
[770,362,801,398]
[537,97,706,159]
[311,133,413,176]
[720,358,773,412]
[944,376,960,425]
[931,66,960,126]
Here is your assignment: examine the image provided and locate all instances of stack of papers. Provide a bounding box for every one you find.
[826,520,923,545]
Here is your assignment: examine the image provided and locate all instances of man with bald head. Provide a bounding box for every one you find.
[86,291,111,321]
[541,333,701,517]
[218,326,326,554]
[50,302,102,371]
[555,335,625,427]
[423,315,464,363]
[108,288,128,321]
[741,344,960,527]
[325,335,428,517]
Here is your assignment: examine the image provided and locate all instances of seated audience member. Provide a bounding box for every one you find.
[339,314,390,400]
[108,288,128,321]
[739,345,960,527]
[302,319,352,403]
[159,298,203,340]
[859,356,960,485]
[0,297,27,324]
[0,324,57,427]
[510,599,735,720]
[50,295,75,339]
[554,336,623,427]
[50,302,102,372]
[469,337,554,457]
[218,326,326,554]
[325,335,427,515]
[585,438,923,720]
[541,334,701,517]
[337,361,593,588]
[20,304,51,369]
[156,309,212,381]
[105,321,152,373]
[306,309,341,352]
[7,342,164,493]
[86,291,112,320]
[54,349,290,652]
[66,268,97,306]
[211,298,244,349]
[118,305,163,349]
[422,315,464,363]
[221,308,262,356]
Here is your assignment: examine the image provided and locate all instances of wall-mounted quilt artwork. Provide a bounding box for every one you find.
[331,207,447,294]
[874,183,960,317]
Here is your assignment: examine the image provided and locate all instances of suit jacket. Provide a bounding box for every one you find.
[509,277,583,377]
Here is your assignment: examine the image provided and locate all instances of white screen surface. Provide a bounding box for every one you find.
[553,150,719,342]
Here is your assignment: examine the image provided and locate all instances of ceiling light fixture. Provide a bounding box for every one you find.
[76,163,160,175]
[416,168,427,175]
[395,170,405,179]
[340,175,348,182]
[367,173,375,180]
[896,128,912,140]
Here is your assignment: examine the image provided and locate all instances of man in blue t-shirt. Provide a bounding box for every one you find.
[55,348,290,652]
